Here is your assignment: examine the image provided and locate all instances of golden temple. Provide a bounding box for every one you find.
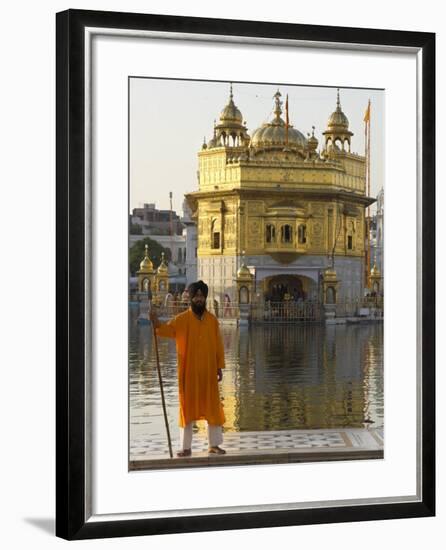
[185,85,377,307]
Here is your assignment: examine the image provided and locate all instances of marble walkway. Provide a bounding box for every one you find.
[130,427,383,469]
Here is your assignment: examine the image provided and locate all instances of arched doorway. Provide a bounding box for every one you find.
[265,274,307,302]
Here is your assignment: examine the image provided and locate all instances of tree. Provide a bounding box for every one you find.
[129,237,171,276]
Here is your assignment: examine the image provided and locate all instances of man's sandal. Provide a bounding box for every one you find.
[176,449,192,457]
[208,446,226,455]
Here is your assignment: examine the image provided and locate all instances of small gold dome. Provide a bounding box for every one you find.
[220,102,243,125]
[307,126,319,151]
[219,84,243,124]
[139,244,154,272]
[237,263,252,279]
[213,85,250,148]
[327,89,349,130]
[157,252,168,275]
[207,121,218,148]
[324,267,337,281]
[327,110,349,129]
[371,263,381,276]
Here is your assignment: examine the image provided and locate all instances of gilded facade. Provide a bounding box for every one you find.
[185,86,376,306]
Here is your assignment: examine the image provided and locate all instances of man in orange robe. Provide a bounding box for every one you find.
[150,280,226,457]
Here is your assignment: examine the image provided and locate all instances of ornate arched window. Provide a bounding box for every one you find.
[334,138,343,150]
[211,218,221,249]
[265,223,276,243]
[347,220,355,250]
[281,224,293,243]
[298,224,307,244]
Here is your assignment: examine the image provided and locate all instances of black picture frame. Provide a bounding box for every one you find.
[56,9,435,540]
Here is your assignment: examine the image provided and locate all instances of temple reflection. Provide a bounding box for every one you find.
[129,305,383,441]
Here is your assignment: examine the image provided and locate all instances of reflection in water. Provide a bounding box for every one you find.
[129,305,383,444]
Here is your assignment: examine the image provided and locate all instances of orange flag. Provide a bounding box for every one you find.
[363,100,371,123]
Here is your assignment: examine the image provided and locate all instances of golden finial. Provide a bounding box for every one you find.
[273,90,283,119]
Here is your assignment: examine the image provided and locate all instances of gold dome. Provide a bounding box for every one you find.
[157,252,168,275]
[219,84,243,125]
[323,267,338,281]
[212,84,250,148]
[326,89,349,131]
[139,244,154,272]
[307,126,319,151]
[207,121,218,148]
[251,90,306,150]
[252,124,306,148]
[237,263,252,279]
[220,101,243,125]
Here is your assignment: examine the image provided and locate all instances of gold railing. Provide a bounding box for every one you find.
[251,301,323,322]
[130,294,383,322]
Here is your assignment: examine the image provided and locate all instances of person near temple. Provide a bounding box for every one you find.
[150,280,226,457]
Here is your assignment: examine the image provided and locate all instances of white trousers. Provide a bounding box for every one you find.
[180,422,223,450]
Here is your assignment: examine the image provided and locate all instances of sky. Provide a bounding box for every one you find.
[129,78,384,215]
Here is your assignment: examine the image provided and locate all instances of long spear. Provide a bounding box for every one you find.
[148,301,173,458]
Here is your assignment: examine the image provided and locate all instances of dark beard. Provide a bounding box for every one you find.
[191,302,206,316]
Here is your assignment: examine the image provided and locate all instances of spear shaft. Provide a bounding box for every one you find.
[149,303,173,458]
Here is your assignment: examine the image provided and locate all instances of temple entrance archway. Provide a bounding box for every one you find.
[264,274,310,302]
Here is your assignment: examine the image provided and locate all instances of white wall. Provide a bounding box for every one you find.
[0,1,443,549]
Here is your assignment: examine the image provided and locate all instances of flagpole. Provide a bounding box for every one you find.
[367,101,372,289]
[364,100,371,289]
[285,94,289,146]
[149,302,173,458]
[364,106,368,287]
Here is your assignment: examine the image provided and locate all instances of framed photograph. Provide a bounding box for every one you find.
[56,9,435,540]
[128,77,385,472]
